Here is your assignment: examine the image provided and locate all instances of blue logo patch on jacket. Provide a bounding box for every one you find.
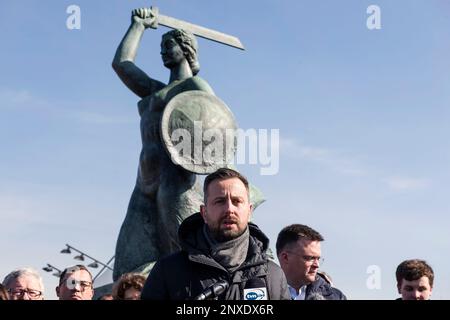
[244,288,267,300]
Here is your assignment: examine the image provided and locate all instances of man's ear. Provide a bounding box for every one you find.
[248,203,253,221]
[200,205,207,222]
[55,286,60,298]
[279,251,288,264]
[397,282,402,294]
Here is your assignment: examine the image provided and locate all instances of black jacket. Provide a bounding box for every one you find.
[305,273,347,300]
[141,213,290,300]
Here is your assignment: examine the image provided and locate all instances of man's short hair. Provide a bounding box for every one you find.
[2,267,44,291]
[396,259,434,287]
[203,168,249,203]
[276,224,324,256]
[59,265,93,285]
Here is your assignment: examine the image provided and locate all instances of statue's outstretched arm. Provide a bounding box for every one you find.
[112,8,165,98]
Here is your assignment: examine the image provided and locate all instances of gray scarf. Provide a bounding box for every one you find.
[203,225,249,273]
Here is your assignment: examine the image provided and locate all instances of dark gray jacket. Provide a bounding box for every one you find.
[305,273,347,300]
[141,213,290,300]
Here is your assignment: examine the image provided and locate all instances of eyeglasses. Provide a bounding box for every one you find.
[63,279,93,292]
[286,251,324,265]
[8,288,42,299]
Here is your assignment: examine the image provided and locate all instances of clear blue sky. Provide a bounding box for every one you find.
[1,0,450,299]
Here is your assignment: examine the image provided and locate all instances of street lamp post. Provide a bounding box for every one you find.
[42,263,62,277]
[59,244,113,271]
[43,244,114,283]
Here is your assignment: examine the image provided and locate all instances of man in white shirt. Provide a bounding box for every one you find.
[276,224,346,300]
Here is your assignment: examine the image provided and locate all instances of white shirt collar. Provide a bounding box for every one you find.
[288,284,307,300]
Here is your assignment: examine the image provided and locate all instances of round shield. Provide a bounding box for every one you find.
[161,90,238,174]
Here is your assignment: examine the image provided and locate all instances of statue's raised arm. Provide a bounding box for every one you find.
[112,8,165,98]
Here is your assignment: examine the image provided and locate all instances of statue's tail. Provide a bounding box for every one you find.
[249,183,265,210]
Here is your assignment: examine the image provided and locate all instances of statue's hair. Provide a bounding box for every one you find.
[163,29,200,75]
[2,267,44,292]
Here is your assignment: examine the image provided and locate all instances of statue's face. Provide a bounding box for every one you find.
[160,36,185,68]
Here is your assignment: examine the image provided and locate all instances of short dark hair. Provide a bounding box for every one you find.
[112,273,147,300]
[396,259,434,288]
[276,224,324,256]
[59,265,93,285]
[203,168,250,203]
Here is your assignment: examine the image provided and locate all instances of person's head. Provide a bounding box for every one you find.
[396,259,434,300]
[276,224,324,289]
[161,29,199,75]
[0,284,10,300]
[97,293,114,300]
[112,273,147,300]
[2,267,44,300]
[56,265,94,300]
[200,168,252,242]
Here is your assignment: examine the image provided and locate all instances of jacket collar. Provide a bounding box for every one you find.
[178,213,270,280]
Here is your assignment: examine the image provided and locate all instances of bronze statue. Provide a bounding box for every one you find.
[112,8,261,280]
